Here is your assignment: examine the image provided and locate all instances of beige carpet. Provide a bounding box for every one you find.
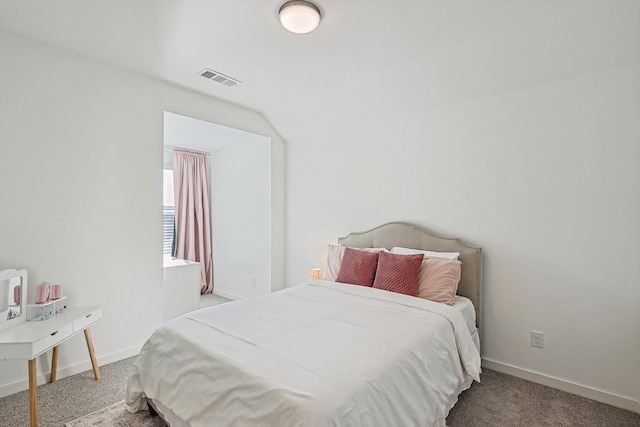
[64,401,447,427]
[62,369,640,427]
[65,400,166,427]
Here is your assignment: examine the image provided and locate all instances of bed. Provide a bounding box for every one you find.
[126,222,483,427]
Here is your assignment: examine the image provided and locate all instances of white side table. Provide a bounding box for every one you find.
[0,306,103,427]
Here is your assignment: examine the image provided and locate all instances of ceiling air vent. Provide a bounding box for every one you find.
[198,69,241,87]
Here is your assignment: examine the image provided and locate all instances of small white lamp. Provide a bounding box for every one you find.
[279,1,322,35]
[310,268,323,281]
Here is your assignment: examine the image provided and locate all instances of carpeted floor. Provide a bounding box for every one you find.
[1,292,638,426]
[64,400,166,427]
[446,369,639,427]
[0,355,139,426]
[199,293,231,309]
[3,360,638,427]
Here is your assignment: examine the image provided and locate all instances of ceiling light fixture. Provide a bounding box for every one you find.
[278,1,321,35]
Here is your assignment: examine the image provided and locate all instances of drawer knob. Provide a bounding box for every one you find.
[50,331,58,336]
[85,313,92,318]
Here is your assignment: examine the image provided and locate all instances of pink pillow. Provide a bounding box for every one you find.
[324,244,385,281]
[372,251,424,296]
[336,247,380,287]
[417,257,462,305]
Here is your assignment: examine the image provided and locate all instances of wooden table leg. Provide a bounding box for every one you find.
[50,346,59,383]
[28,358,38,427]
[84,328,101,380]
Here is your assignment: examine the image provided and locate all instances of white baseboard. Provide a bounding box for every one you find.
[0,345,142,399]
[482,357,640,414]
[211,289,242,300]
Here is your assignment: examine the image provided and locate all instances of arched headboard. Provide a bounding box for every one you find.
[339,222,483,343]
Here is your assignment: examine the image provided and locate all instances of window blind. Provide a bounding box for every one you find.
[163,206,175,255]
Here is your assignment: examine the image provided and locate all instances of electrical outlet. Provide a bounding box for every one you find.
[531,331,544,349]
[251,277,256,287]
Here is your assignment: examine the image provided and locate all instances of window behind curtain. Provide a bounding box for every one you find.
[163,169,175,255]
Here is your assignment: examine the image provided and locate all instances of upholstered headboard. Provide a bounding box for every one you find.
[338,222,483,343]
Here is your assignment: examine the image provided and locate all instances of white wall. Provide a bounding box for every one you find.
[286,64,640,411]
[211,140,273,299]
[0,29,285,395]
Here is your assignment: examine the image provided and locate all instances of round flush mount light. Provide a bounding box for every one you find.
[279,1,322,35]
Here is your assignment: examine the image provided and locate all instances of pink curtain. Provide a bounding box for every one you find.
[173,149,213,294]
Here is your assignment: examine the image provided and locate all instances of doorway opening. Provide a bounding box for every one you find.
[163,111,272,308]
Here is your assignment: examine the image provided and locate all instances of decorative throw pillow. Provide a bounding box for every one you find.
[325,244,386,281]
[372,251,424,296]
[417,257,462,305]
[391,246,460,260]
[335,247,380,287]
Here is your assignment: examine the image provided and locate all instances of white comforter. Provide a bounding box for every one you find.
[126,282,481,427]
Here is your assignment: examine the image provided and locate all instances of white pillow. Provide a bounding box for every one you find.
[324,244,387,281]
[391,246,460,260]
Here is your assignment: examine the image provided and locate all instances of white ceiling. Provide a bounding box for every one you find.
[0,1,637,142]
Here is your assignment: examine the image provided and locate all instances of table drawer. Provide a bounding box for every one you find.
[33,324,72,356]
[72,307,102,333]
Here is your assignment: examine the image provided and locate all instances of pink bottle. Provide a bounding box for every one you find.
[51,284,62,300]
[35,282,51,304]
